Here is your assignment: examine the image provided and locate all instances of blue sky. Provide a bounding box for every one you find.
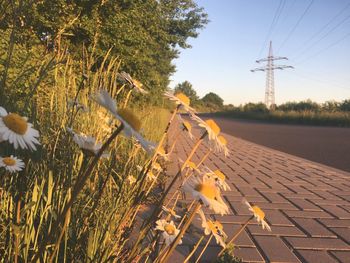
[169,0,350,105]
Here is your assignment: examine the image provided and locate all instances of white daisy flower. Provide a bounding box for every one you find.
[209,135,229,157]
[204,219,227,248]
[203,167,231,191]
[0,107,40,151]
[67,128,109,158]
[155,219,182,246]
[182,176,229,215]
[0,155,25,173]
[243,199,271,231]
[117,71,148,94]
[162,206,181,219]
[164,91,195,113]
[191,115,228,155]
[92,90,151,154]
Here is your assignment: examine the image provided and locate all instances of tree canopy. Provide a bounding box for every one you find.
[0,0,208,103]
[202,92,224,108]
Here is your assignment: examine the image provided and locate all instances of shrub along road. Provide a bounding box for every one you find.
[197,115,350,172]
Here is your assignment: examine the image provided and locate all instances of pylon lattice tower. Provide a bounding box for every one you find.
[251,41,293,109]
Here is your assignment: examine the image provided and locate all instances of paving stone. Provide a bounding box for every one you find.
[285,237,350,250]
[233,247,264,262]
[330,251,350,262]
[287,198,322,211]
[285,210,333,219]
[248,225,305,237]
[253,236,300,262]
[293,218,336,237]
[296,249,338,263]
[319,218,350,228]
[331,227,350,243]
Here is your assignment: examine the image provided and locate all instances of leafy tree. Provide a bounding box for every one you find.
[202,92,224,108]
[0,0,209,105]
[174,81,199,103]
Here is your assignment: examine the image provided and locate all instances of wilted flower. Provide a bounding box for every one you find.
[0,106,40,151]
[155,219,182,246]
[162,206,181,219]
[67,128,109,158]
[0,155,25,173]
[243,200,271,231]
[117,71,148,94]
[178,115,194,139]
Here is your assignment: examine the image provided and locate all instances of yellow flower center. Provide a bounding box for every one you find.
[153,162,161,170]
[252,206,265,220]
[194,183,217,199]
[207,220,223,234]
[175,92,190,106]
[214,170,225,181]
[205,119,220,135]
[218,135,227,145]
[187,161,197,170]
[182,121,192,132]
[158,146,166,155]
[2,113,28,135]
[164,224,176,235]
[117,109,141,132]
[3,157,16,166]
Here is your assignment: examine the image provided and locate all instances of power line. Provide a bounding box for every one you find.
[257,0,286,58]
[289,70,350,91]
[295,31,350,65]
[292,11,350,61]
[277,0,315,52]
[291,1,350,59]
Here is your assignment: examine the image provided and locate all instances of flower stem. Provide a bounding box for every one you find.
[161,201,202,263]
[183,235,204,263]
[218,215,253,257]
[195,234,213,263]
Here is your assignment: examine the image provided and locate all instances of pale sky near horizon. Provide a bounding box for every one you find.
[169,0,350,105]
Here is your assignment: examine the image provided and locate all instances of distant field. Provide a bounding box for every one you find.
[216,110,350,127]
[197,114,350,172]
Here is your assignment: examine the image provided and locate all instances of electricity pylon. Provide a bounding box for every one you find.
[251,41,293,109]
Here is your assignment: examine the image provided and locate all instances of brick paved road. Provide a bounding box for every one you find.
[165,120,350,263]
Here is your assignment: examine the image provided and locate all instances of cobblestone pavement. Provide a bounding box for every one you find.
[165,120,350,263]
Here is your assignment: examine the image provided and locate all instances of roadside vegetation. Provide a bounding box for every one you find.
[174,81,350,127]
[0,1,273,262]
[219,100,350,127]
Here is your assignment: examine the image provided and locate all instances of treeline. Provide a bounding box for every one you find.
[220,100,350,127]
[223,99,350,113]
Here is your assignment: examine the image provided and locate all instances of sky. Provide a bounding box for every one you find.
[169,0,350,105]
